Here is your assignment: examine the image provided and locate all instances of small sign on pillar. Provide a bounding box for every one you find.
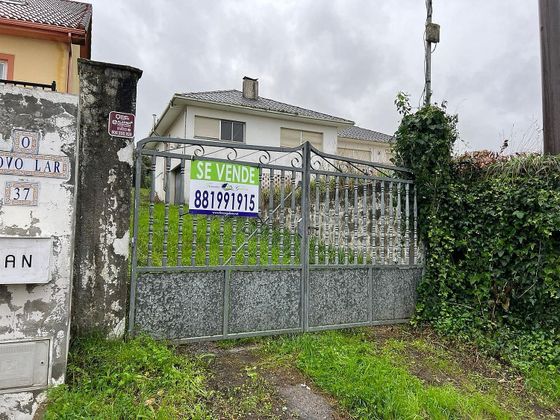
[108,111,135,138]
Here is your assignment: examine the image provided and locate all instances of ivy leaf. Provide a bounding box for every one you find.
[513,211,525,219]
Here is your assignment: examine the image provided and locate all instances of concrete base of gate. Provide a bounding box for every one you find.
[131,266,423,342]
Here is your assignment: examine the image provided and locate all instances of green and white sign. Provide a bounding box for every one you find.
[189,158,260,217]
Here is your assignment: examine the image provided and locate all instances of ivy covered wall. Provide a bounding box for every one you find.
[393,96,560,373]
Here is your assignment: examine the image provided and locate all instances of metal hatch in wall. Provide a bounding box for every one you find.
[0,339,50,393]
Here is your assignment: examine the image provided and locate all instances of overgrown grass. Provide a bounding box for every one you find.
[45,336,210,419]
[263,330,519,419]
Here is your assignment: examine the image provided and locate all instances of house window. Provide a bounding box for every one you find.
[0,53,15,80]
[280,128,323,150]
[220,120,244,142]
[194,116,244,142]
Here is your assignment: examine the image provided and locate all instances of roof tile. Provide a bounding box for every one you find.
[0,0,92,30]
[338,125,394,143]
[178,89,354,125]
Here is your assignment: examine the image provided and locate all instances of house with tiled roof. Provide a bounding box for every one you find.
[338,125,394,164]
[150,77,394,202]
[0,0,92,94]
[151,77,355,153]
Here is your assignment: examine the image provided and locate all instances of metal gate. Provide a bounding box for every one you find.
[128,137,423,342]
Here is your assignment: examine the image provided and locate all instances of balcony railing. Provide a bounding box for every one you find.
[0,79,56,91]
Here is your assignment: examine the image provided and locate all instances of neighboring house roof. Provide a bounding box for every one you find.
[176,89,354,125]
[0,0,92,31]
[338,125,394,143]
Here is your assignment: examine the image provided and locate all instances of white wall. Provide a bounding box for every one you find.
[0,86,78,419]
[152,105,341,202]
[180,105,339,152]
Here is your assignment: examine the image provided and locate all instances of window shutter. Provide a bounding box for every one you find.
[281,128,323,150]
[280,128,301,148]
[194,116,219,139]
[338,140,372,161]
[302,131,323,150]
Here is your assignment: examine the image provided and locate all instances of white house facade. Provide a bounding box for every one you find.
[148,77,393,202]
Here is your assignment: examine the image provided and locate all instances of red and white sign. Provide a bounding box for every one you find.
[108,111,135,138]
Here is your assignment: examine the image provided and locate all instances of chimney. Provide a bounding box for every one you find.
[242,76,258,100]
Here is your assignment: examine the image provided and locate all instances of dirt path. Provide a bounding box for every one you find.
[182,342,348,420]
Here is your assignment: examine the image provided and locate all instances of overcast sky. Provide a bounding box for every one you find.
[88,0,543,153]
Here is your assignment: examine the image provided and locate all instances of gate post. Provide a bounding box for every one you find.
[72,59,142,338]
[301,141,311,331]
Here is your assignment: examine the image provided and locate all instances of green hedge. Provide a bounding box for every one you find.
[392,95,560,374]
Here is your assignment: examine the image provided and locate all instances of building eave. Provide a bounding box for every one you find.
[338,136,394,146]
[0,18,87,44]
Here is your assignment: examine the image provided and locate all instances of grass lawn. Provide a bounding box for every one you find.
[261,328,560,419]
[45,327,559,419]
[44,336,210,419]
[263,331,510,419]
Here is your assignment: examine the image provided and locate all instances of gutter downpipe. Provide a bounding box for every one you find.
[66,32,72,93]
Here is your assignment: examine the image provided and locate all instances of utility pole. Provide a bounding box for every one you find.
[539,0,560,154]
[424,0,440,107]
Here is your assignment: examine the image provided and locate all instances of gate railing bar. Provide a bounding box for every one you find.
[307,142,413,175]
[353,179,358,265]
[397,183,401,263]
[301,142,311,331]
[191,211,197,266]
[381,181,386,264]
[268,168,274,265]
[256,169,263,265]
[147,155,156,266]
[314,175,320,264]
[219,214,225,265]
[279,169,285,264]
[137,136,305,156]
[170,327,304,345]
[162,157,171,266]
[313,153,375,178]
[309,169,413,184]
[128,148,145,335]
[334,176,340,265]
[137,136,409,175]
[405,183,410,265]
[140,149,305,174]
[372,179,377,264]
[205,214,211,266]
[344,176,349,265]
[133,263,422,274]
[290,169,297,264]
[388,182,394,263]
[324,174,330,265]
[177,160,185,265]
[135,264,304,273]
[413,185,418,265]
[362,182,367,265]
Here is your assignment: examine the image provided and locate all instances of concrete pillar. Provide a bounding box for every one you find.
[0,85,78,419]
[72,59,142,337]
